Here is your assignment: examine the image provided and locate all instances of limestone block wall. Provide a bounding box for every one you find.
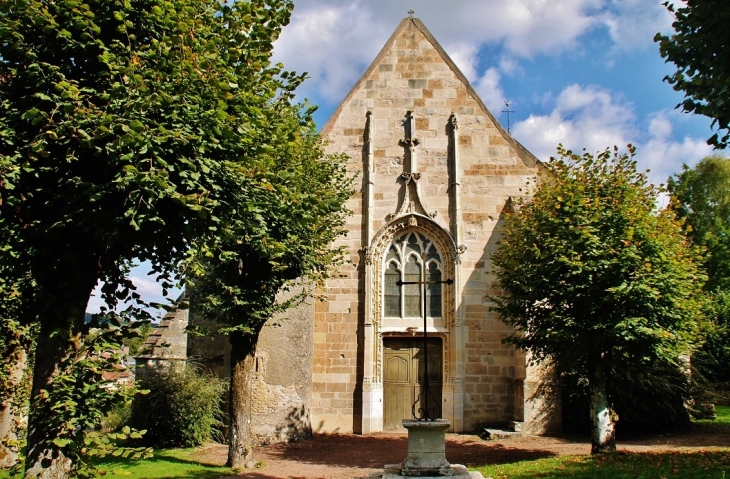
[314,17,542,433]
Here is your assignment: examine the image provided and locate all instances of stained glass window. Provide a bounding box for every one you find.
[382,231,443,319]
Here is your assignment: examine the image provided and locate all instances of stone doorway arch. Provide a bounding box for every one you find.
[361,213,462,433]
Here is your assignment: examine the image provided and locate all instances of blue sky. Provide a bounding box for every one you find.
[87,0,724,314]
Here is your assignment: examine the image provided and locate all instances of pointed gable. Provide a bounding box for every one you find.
[322,17,538,169]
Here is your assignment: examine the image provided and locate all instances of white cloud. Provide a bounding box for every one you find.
[446,42,480,82]
[474,68,506,114]
[85,265,182,315]
[599,0,677,53]
[512,84,635,161]
[639,110,714,187]
[274,2,388,103]
[278,0,620,103]
[512,86,713,188]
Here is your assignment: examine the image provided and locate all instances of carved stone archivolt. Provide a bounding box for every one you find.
[368,213,458,385]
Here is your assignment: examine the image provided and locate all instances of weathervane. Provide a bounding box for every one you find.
[502,100,514,135]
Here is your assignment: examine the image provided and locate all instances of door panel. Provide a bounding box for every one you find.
[383,337,442,431]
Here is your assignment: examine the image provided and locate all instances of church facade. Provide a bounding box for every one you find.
[139,16,559,442]
[310,16,555,435]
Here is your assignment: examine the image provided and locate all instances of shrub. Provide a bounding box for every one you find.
[130,364,226,448]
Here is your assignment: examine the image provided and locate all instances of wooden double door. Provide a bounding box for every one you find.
[383,337,443,431]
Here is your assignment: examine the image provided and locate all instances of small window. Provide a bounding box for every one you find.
[384,262,401,317]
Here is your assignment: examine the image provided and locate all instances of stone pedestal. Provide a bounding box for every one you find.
[401,419,453,476]
[367,419,486,479]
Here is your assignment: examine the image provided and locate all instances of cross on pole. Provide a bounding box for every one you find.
[502,101,514,135]
[396,276,453,421]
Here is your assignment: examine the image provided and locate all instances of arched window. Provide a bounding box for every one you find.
[383,231,443,319]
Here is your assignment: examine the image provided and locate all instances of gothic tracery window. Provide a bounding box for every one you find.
[383,231,443,319]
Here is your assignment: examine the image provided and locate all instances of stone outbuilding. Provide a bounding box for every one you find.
[139,16,559,443]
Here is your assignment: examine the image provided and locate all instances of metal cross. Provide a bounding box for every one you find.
[502,101,514,135]
[396,276,453,421]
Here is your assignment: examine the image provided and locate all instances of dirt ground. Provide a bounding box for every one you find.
[188,424,730,479]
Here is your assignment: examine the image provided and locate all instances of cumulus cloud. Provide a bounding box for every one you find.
[274,2,388,103]
[640,110,714,187]
[511,85,712,190]
[599,0,677,53]
[276,0,641,105]
[446,42,480,82]
[512,84,636,161]
[473,67,507,114]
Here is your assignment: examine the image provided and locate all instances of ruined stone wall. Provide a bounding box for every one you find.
[138,291,314,445]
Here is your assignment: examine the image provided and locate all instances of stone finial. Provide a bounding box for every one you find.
[408,9,414,18]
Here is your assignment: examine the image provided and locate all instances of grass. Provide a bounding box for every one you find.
[695,404,730,425]
[475,451,730,479]
[0,447,235,479]
[474,405,730,479]
[93,447,235,479]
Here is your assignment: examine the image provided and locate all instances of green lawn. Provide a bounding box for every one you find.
[0,448,234,479]
[474,405,730,479]
[93,448,235,479]
[475,450,730,479]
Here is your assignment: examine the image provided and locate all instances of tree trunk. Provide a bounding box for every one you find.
[0,348,28,469]
[590,370,617,454]
[227,330,260,468]
[24,264,97,479]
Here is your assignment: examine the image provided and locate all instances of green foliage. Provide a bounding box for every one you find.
[656,1,730,148]
[691,291,730,382]
[491,145,707,436]
[123,321,154,357]
[188,130,353,334]
[669,156,730,382]
[27,321,151,478]
[0,0,329,473]
[669,156,730,291]
[130,365,227,448]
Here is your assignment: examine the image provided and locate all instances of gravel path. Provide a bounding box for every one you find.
[186,425,730,479]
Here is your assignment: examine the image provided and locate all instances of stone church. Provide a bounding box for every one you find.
[139,16,559,443]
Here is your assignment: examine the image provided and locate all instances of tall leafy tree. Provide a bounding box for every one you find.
[656,0,730,148]
[669,156,730,291]
[0,0,340,476]
[187,123,352,466]
[492,146,706,454]
[669,156,730,381]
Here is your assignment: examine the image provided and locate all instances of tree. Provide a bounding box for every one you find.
[491,146,706,454]
[669,156,730,381]
[187,123,352,467]
[668,156,730,291]
[0,0,321,476]
[655,1,730,148]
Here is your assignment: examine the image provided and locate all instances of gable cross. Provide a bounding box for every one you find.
[400,111,420,174]
[408,9,415,18]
